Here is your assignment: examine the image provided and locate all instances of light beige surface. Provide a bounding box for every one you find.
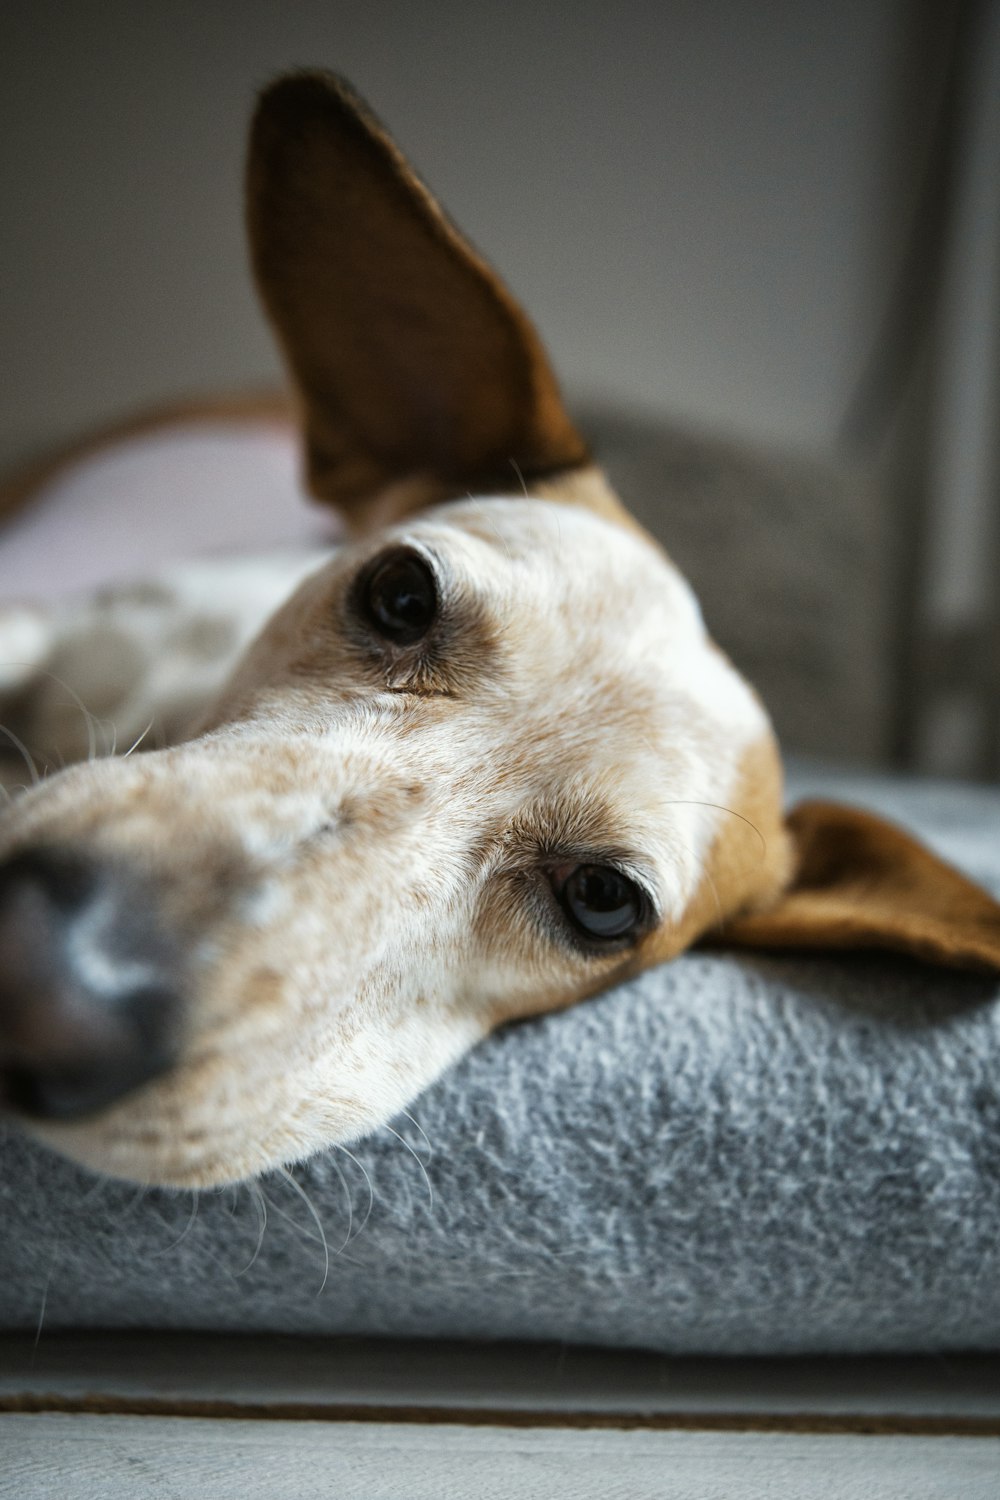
[3,1416,998,1500]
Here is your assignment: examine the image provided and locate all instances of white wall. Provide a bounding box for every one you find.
[1,0,923,470]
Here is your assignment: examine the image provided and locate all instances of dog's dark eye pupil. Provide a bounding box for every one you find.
[563,865,642,940]
[363,551,437,644]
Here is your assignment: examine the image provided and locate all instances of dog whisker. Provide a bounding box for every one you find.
[149,1188,200,1259]
[31,1261,56,1359]
[327,1149,355,1254]
[36,668,102,763]
[508,458,530,502]
[252,1186,361,1275]
[700,859,725,931]
[121,719,155,759]
[383,1120,435,1213]
[233,1181,268,1277]
[334,1143,375,1242]
[659,816,726,934]
[468,495,514,565]
[398,1107,433,1160]
[276,1164,330,1294]
[109,1183,152,1253]
[131,1182,151,1215]
[256,1185,311,1242]
[78,1170,114,1207]
[0,723,41,785]
[660,799,768,861]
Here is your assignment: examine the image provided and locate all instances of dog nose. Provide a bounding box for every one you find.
[0,849,183,1120]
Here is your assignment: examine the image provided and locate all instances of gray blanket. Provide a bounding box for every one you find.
[2,763,999,1354]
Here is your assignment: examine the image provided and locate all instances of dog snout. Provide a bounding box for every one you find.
[0,848,184,1120]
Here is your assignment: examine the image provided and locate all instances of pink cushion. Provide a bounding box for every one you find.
[0,422,343,601]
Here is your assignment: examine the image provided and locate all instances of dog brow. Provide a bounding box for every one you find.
[501,798,661,895]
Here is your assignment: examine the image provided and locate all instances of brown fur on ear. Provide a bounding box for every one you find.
[247,72,589,529]
[718,800,1000,973]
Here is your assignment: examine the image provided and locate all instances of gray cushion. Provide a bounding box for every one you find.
[2,762,999,1353]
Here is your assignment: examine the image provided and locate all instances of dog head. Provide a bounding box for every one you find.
[2,74,998,1186]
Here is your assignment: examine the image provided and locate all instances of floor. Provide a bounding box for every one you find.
[2,1334,998,1498]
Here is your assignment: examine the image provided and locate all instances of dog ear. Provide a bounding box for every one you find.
[717,800,1000,972]
[247,72,589,529]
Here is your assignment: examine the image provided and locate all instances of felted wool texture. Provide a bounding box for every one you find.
[1,763,999,1354]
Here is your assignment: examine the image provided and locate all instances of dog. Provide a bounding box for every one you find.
[1,72,998,1189]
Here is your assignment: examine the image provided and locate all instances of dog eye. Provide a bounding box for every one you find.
[556,865,645,942]
[361,548,438,645]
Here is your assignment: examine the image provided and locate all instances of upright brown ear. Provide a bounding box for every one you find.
[718,800,1000,972]
[247,72,589,529]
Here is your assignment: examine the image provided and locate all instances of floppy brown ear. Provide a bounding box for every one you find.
[247,72,589,530]
[718,800,1000,972]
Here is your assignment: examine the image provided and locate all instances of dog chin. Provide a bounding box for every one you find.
[26,1108,357,1190]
